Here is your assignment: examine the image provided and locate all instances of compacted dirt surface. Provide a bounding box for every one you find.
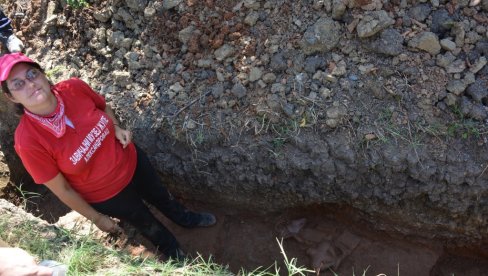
[2,0,488,275]
[4,185,487,275]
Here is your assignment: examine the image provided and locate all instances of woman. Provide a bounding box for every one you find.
[0,53,216,260]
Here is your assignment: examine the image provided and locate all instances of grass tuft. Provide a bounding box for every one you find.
[0,204,385,275]
[66,0,88,9]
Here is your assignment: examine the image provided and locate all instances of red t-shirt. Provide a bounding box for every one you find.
[14,78,137,203]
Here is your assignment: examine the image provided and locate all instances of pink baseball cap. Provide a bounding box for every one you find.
[0,53,39,82]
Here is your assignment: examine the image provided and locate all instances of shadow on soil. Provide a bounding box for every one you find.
[2,180,488,276]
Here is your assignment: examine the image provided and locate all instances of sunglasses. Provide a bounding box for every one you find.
[8,68,41,91]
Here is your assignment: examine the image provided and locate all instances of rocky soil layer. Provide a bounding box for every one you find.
[1,0,488,248]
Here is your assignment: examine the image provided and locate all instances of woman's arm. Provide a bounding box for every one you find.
[103,104,120,126]
[104,105,132,148]
[44,173,121,233]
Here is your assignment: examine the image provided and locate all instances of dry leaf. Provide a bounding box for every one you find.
[365,133,377,140]
[328,62,337,73]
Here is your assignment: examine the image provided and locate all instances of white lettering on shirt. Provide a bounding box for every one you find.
[69,116,110,165]
[84,128,109,162]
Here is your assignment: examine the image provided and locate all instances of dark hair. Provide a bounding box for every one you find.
[2,62,44,116]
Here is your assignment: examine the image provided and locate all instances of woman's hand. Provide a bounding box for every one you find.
[44,173,123,235]
[93,214,122,234]
[114,125,132,148]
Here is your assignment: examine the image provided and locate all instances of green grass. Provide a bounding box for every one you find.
[66,0,88,9]
[14,183,41,209]
[271,119,300,146]
[0,214,64,261]
[444,105,487,139]
[276,238,314,276]
[63,238,110,274]
[369,107,424,149]
[0,210,317,276]
[45,65,66,81]
[369,103,488,149]
[446,119,484,139]
[0,200,388,275]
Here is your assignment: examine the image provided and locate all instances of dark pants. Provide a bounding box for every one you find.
[91,145,195,258]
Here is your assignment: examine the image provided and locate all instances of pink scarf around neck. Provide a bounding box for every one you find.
[24,90,66,138]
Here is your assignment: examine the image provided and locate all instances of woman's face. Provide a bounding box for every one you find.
[5,63,52,111]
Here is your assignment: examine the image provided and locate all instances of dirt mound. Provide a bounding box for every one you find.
[1,0,488,274]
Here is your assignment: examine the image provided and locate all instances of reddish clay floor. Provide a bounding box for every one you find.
[16,189,488,276]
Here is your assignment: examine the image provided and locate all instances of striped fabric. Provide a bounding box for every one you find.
[0,9,13,43]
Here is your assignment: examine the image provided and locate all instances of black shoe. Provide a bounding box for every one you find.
[194,212,217,227]
[167,247,186,263]
[180,212,217,228]
[175,248,187,262]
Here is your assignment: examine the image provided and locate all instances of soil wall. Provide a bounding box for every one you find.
[1,0,488,248]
